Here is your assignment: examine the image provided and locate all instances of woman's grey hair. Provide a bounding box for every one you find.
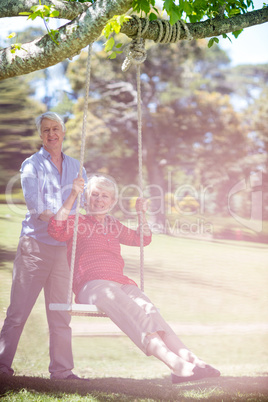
[35,112,65,136]
[85,175,118,208]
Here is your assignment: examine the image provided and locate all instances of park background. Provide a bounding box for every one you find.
[0,0,268,400]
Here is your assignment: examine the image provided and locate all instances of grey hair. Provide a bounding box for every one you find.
[35,112,65,136]
[85,175,118,207]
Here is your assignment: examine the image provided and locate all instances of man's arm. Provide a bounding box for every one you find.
[20,161,52,220]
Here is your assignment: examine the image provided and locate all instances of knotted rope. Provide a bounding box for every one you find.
[154,19,193,43]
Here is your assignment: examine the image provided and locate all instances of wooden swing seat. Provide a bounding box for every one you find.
[49,302,107,317]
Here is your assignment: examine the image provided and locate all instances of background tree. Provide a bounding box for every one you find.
[62,39,259,223]
[0,76,45,193]
[0,0,268,80]
[244,87,268,219]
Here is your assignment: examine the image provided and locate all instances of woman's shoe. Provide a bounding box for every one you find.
[203,364,221,377]
[171,365,220,384]
[171,366,207,384]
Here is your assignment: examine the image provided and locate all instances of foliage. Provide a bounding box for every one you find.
[6,33,27,54]
[63,39,268,222]
[102,15,131,59]
[19,0,60,44]
[0,77,44,192]
[133,0,255,24]
[102,0,256,50]
[6,0,259,57]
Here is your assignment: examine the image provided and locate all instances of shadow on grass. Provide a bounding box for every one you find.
[0,375,268,401]
[0,246,16,269]
[0,247,16,270]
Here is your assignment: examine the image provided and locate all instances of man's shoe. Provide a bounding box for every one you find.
[65,374,89,381]
[0,370,13,377]
[52,373,89,381]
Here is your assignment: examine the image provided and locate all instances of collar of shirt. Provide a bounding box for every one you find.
[39,146,65,161]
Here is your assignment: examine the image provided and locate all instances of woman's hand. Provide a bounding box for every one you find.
[53,177,85,222]
[135,197,149,213]
[71,177,85,196]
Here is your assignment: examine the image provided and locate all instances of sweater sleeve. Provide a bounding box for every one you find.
[116,220,152,247]
[48,215,76,242]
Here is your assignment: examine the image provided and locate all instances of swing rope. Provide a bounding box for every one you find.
[121,16,192,291]
[51,15,193,315]
[66,44,108,316]
[122,15,149,292]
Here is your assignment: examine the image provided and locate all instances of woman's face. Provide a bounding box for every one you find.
[87,185,114,217]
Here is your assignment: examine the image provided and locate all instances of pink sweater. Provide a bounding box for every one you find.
[48,214,152,299]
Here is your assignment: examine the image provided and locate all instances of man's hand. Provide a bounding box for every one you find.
[38,210,54,222]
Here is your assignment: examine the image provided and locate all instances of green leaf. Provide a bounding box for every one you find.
[104,37,115,52]
[163,0,174,13]
[229,8,241,16]
[149,12,158,21]
[115,43,123,48]
[7,32,16,39]
[208,37,219,48]
[132,0,151,14]
[232,29,243,38]
[169,9,180,25]
[102,24,111,39]
[108,51,117,59]
[222,33,232,43]
[113,22,121,34]
[49,10,59,18]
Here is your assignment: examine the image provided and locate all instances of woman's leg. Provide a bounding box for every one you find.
[119,284,219,378]
[161,333,206,367]
[78,280,196,376]
[146,332,196,377]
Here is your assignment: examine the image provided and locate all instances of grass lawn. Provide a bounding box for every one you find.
[0,203,268,401]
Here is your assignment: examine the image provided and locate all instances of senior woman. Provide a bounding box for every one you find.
[48,175,220,384]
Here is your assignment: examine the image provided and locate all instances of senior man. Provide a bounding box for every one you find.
[0,112,87,380]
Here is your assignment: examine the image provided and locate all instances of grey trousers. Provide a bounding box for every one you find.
[78,280,177,355]
[0,236,74,379]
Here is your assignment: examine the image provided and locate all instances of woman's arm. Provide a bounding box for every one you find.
[54,177,85,221]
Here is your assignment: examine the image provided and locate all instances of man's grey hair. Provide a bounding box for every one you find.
[35,112,65,136]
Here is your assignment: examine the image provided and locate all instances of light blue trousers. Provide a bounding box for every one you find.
[0,236,74,379]
[78,280,177,355]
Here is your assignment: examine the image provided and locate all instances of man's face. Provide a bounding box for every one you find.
[40,118,65,153]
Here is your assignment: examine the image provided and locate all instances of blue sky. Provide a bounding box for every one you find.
[218,0,268,66]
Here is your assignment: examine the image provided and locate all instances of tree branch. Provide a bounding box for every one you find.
[0,0,90,20]
[0,1,267,81]
[121,8,268,40]
[0,0,133,81]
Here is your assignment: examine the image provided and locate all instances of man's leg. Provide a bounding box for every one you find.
[44,245,74,379]
[0,236,49,375]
